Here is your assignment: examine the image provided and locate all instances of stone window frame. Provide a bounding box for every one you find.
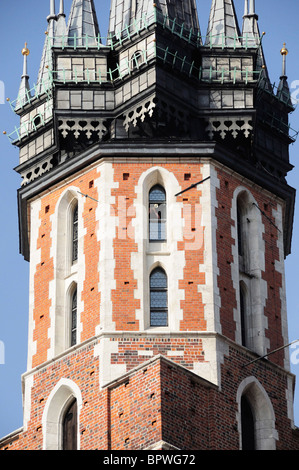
[231,186,268,356]
[236,376,278,450]
[42,378,82,450]
[50,188,84,357]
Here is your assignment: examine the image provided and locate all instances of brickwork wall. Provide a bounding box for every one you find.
[31,167,101,368]
[1,160,297,450]
[3,351,298,450]
[110,336,206,372]
[29,162,208,369]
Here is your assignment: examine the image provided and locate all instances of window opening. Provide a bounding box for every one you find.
[241,395,255,450]
[150,268,168,327]
[149,185,166,241]
[62,399,77,450]
[71,288,77,347]
[72,204,78,263]
[131,51,143,70]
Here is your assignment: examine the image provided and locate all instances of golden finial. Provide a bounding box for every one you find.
[22,42,30,56]
[281,43,288,56]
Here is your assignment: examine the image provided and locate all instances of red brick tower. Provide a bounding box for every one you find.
[1,0,299,450]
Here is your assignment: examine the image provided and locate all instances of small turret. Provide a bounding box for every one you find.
[55,0,67,45]
[36,0,57,95]
[205,0,241,47]
[277,43,292,106]
[108,0,200,40]
[67,0,101,47]
[15,43,31,110]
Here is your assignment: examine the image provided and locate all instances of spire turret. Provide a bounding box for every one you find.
[277,43,292,106]
[67,0,100,47]
[55,0,67,45]
[108,0,200,40]
[205,0,241,47]
[36,0,57,95]
[16,43,31,110]
[242,0,270,88]
[242,0,259,47]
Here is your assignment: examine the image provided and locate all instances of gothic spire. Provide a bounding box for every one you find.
[205,0,241,47]
[277,43,292,106]
[36,0,57,96]
[242,0,270,88]
[67,0,100,47]
[55,0,67,45]
[16,43,31,110]
[242,0,259,47]
[108,0,200,39]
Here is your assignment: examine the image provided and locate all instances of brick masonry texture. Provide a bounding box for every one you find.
[2,353,299,450]
[1,160,299,450]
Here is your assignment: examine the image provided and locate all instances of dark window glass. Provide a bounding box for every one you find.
[71,288,77,347]
[241,395,255,450]
[63,399,77,450]
[150,268,168,326]
[149,185,166,241]
[72,204,78,263]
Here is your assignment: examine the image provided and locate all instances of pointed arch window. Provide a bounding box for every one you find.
[70,287,77,347]
[150,268,168,327]
[62,399,77,450]
[72,203,78,263]
[149,185,166,241]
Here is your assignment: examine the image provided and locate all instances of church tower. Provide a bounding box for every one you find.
[1,0,299,450]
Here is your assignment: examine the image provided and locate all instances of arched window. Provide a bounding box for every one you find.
[149,185,166,241]
[71,287,77,347]
[150,268,168,327]
[62,399,78,450]
[241,395,255,450]
[131,51,143,71]
[72,203,78,263]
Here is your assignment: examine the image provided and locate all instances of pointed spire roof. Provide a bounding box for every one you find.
[55,0,67,45]
[16,43,31,110]
[108,0,200,39]
[36,0,57,96]
[205,0,241,47]
[67,0,100,47]
[242,0,271,89]
[277,43,292,107]
[242,0,259,47]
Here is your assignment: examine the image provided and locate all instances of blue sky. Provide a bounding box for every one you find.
[0,0,298,440]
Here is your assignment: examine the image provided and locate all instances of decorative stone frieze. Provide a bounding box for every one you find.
[205,116,253,140]
[58,118,108,140]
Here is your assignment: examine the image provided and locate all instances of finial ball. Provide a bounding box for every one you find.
[281,43,288,56]
[22,42,30,56]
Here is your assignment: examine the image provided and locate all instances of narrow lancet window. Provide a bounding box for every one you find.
[150,268,168,327]
[71,288,77,347]
[149,185,166,241]
[72,204,78,263]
